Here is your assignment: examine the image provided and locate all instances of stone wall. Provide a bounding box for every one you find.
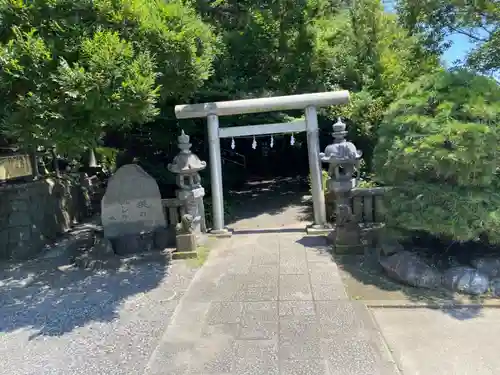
[0,178,87,260]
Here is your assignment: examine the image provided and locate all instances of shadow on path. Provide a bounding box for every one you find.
[0,253,169,337]
[296,236,485,320]
[232,228,305,235]
[226,176,313,229]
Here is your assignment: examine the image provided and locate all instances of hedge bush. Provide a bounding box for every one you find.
[373,69,500,243]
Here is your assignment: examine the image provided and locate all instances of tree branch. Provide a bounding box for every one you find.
[447,25,489,42]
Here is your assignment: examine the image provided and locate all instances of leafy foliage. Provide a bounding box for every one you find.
[397,0,500,75]
[308,169,329,194]
[95,146,119,172]
[373,69,500,242]
[312,0,439,168]
[0,0,217,153]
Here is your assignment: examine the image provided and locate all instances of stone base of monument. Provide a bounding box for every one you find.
[74,237,116,270]
[327,224,365,255]
[111,231,155,255]
[154,227,172,250]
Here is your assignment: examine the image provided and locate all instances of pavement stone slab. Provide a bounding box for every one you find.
[233,286,278,302]
[190,336,236,374]
[315,301,371,337]
[279,301,316,317]
[279,261,309,275]
[242,301,278,322]
[279,337,324,360]
[279,316,323,360]
[202,323,240,339]
[311,282,348,300]
[281,359,330,375]
[245,266,279,288]
[252,253,279,266]
[308,262,344,284]
[279,274,313,301]
[239,320,279,340]
[234,340,279,375]
[207,302,244,325]
[322,335,389,375]
[279,315,320,336]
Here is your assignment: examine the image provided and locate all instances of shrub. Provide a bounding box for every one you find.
[95,147,119,172]
[373,69,500,243]
[309,170,330,195]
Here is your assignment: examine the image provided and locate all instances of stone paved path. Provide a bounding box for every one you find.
[144,231,400,375]
[227,177,313,230]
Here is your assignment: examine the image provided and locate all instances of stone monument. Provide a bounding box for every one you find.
[168,130,207,248]
[101,164,168,254]
[320,118,363,253]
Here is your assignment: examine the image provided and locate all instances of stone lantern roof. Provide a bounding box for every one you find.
[320,118,362,165]
[168,130,207,174]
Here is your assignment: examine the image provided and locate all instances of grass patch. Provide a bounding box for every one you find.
[172,250,198,260]
[186,245,209,268]
[185,237,218,268]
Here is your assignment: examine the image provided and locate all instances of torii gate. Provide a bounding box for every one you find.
[174,91,350,235]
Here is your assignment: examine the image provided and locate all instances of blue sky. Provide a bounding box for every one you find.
[442,34,478,67]
[382,0,473,67]
[442,34,472,66]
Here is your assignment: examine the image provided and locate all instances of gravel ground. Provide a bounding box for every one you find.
[0,252,198,375]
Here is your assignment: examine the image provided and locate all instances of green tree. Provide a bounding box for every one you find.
[312,0,439,170]
[373,69,500,243]
[397,0,500,75]
[193,0,343,98]
[0,0,217,153]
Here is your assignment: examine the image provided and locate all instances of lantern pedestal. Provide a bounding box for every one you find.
[327,224,364,254]
[175,233,197,253]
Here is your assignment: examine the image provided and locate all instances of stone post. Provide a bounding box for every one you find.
[168,130,207,246]
[320,118,363,254]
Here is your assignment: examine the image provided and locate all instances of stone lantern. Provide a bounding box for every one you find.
[320,118,363,253]
[168,130,207,244]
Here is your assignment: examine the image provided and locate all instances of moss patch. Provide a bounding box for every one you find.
[183,238,217,268]
[172,250,198,260]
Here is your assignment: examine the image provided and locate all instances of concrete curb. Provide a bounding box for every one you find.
[364,299,500,309]
[142,237,232,375]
